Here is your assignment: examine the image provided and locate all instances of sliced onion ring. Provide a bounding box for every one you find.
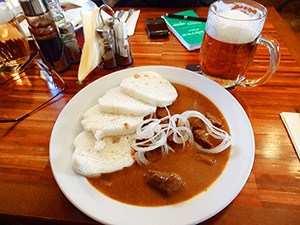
[133,109,232,164]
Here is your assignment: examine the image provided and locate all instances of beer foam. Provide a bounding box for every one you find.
[0,3,14,25]
[207,2,265,44]
[211,18,259,44]
[223,9,253,20]
[214,1,264,19]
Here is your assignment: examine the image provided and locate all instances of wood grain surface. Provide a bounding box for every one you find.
[0,7,299,225]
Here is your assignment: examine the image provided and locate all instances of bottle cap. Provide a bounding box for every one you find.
[19,0,48,16]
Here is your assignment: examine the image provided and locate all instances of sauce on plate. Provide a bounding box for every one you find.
[88,83,231,206]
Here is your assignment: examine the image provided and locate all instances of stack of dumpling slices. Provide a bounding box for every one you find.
[72,72,178,177]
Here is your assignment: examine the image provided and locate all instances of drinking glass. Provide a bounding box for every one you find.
[0,2,31,72]
[199,0,280,89]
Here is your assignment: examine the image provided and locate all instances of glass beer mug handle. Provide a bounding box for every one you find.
[240,34,281,87]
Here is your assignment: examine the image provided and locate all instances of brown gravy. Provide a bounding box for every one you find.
[88,83,231,206]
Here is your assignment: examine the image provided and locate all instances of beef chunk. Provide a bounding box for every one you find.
[205,112,223,127]
[193,129,214,149]
[145,170,184,196]
[156,107,174,119]
[196,153,216,165]
[191,118,205,130]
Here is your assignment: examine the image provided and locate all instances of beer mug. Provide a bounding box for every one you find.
[0,2,31,71]
[199,0,280,89]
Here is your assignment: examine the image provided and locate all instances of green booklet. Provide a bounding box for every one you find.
[162,10,206,51]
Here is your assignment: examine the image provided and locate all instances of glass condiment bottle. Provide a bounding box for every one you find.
[115,35,133,66]
[114,20,133,66]
[47,0,66,28]
[96,26,117,69]
[58,21,81,64]
[19,0,70,72]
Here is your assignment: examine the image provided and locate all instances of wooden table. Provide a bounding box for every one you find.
[0,7,299,225]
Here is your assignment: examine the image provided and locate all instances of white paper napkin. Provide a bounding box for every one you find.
[115,10,140,36]
[99,10,140,36]
[78,7,101,82]
[280,112,300,159]
[63,8,82,28]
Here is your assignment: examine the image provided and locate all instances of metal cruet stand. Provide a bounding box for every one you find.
[96,4,133,69]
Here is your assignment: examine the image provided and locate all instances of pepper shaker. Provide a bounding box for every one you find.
[96,4,117,69]
[114,20,133,66]
[47,0,66,27]
[97,26,117,69]
[59,21,81,64]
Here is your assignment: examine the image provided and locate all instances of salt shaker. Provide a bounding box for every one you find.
[58,22,81,64]
[19,0,70,72]
[96,4,117,69]
[114,20,133,66]
[96,26,117,69]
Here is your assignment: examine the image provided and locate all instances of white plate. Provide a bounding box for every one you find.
[49,66,255,225]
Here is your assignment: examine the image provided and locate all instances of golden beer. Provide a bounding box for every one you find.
[0,3,30,70]
[199,32,257,87]
[199,0,280,89]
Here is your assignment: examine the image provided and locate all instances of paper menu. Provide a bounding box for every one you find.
[280,112,300,159]
[162,10,206,51]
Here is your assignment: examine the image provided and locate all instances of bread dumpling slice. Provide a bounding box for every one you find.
[98,87,156,116]
[72,130,135,177]
[81,104,144,140]
[120,71,178,107]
